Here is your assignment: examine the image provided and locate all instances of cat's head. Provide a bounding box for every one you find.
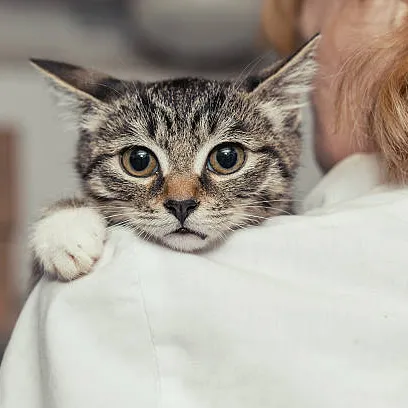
[31,35,319,252]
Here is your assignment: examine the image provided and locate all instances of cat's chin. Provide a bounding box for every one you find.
[161,232,210,253]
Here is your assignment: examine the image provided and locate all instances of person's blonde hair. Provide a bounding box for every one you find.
[336,14,408,183]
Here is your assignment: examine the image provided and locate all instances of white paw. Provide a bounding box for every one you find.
[31,207,107,281]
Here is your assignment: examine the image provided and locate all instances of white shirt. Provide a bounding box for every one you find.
[1,154,408,408]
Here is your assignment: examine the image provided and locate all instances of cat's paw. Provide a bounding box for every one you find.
[31,207,107,281]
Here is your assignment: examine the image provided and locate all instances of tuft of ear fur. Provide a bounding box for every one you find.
[247,34,320,114]
[30,59,122,104]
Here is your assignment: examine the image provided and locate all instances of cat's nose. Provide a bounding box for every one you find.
[164,199,199,225]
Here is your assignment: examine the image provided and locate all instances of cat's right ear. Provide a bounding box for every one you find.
[30,59,122,105]
[244,34,320,113]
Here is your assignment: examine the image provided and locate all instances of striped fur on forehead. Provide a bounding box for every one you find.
[32,35,319,251]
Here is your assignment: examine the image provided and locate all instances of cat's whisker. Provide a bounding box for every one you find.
[214,205,289,215]
[227,203,289,210]
[214,51,275,126]
[223,221,250,232]
[230,199,298,206]
[102,214,127,220]
[241,207,292,218]
[255,198,303,203]
[92,82,124,98]
[239,215,271,222]
[107,219,133,229]
[247,208,292,216]
[115,219,153,241]
[230,52,272,92]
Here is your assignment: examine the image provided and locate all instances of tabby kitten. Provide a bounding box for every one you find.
[31,36,319,281]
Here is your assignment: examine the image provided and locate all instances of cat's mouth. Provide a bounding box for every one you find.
[168,227,207,240]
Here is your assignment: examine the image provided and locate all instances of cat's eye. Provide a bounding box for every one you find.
[121,147,159,177]
[207,144,246,175]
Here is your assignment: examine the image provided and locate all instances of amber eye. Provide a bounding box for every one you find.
[207,144,246,175]
[121,147,159,177]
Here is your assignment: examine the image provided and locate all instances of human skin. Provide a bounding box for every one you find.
[298,0,408,172]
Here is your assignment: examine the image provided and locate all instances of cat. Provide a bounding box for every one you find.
[30,35,319,282]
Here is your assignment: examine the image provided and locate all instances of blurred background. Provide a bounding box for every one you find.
[0,0,321,360]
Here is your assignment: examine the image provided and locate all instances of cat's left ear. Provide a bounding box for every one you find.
[247,34,320,111]
[30,59,122,105]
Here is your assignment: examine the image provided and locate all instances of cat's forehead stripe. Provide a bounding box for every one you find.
[116,83,241,150]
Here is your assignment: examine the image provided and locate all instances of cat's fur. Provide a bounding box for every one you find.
[30,35,319,282]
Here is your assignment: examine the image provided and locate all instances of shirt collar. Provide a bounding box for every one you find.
[301,153,383,213]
